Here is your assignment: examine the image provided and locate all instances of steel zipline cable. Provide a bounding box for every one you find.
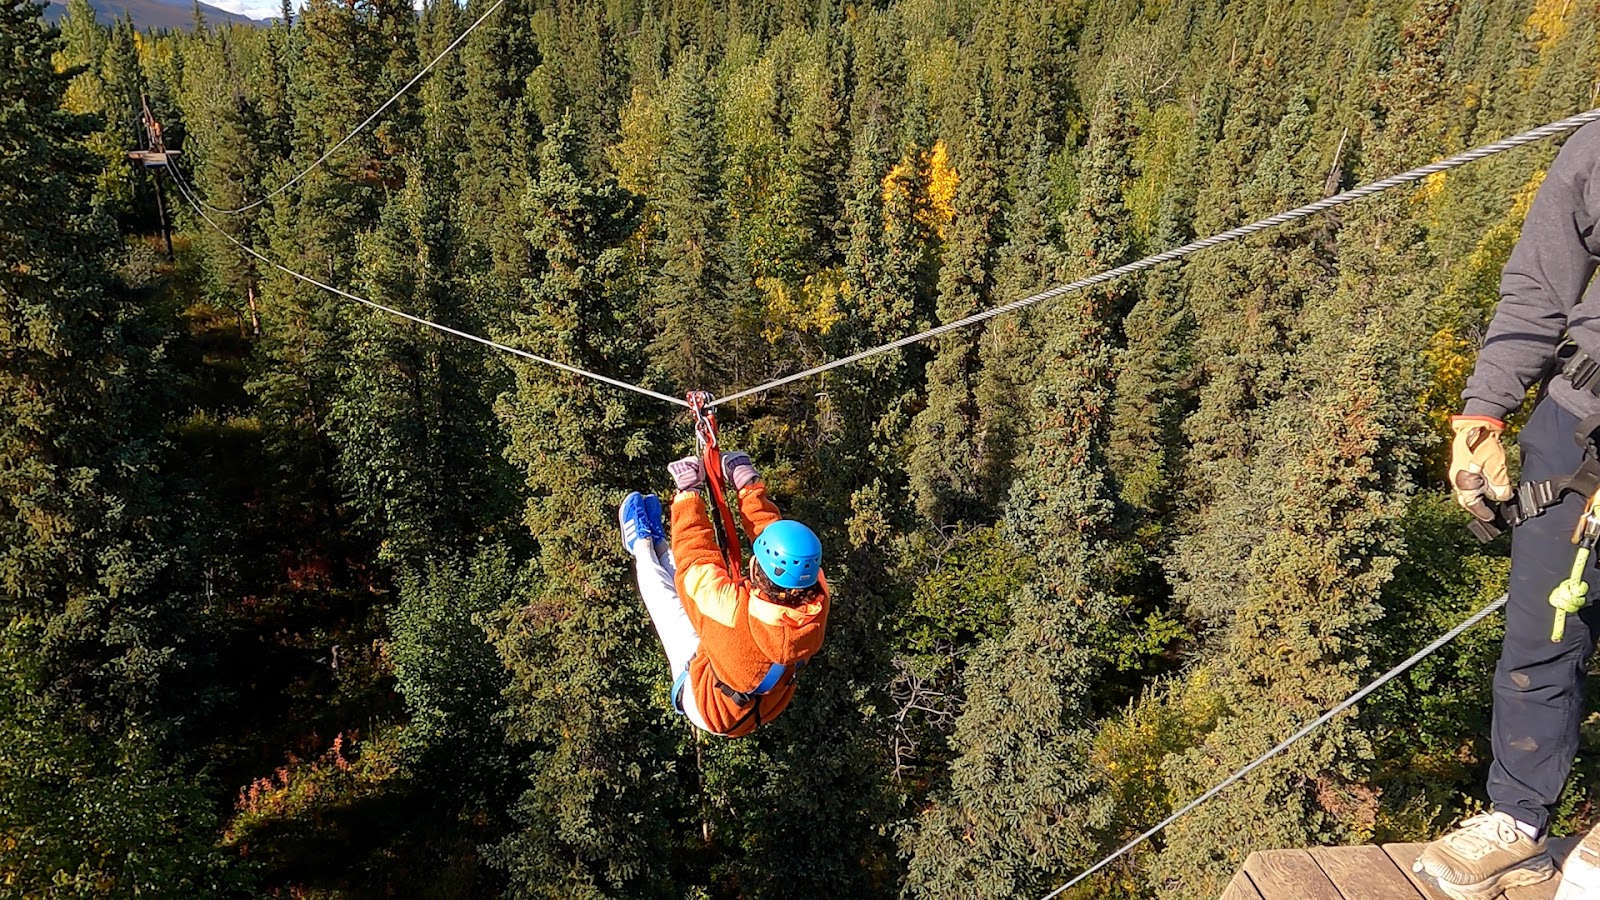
[1039,593,1511,900]
[191,0,506,217]
[710,106,1600,408]
[167,164,689,408]
[172,107,1600,411]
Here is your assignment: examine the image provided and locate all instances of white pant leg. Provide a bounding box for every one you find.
[631,543,712,732]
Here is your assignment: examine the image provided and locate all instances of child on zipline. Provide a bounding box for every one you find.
[619,452,829,737]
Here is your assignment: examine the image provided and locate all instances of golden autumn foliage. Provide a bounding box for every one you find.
[1420,326,1477,434]
[1089,675,1227,858]
[926,140,958,234]
[884,140,958,238]
[1416,170,1448,204]
[758,270,846,342]
[1526,0,1572,50]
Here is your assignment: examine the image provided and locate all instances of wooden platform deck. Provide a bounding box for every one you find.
[1220,838,1582,900]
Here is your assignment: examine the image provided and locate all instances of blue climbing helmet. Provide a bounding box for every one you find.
[752,520,823,590]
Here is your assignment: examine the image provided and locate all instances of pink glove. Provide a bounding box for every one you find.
[668,457,705,492]
[720,452,760,489]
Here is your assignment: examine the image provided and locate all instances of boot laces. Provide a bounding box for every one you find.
[1445,813,1523,859]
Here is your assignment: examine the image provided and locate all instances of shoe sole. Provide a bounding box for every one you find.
[1415,854,1555,900]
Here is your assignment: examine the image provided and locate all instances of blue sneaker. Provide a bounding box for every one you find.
[619,492,665,554]
[642,494,665,542]
[620,492,649,553]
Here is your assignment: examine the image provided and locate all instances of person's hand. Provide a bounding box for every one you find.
[1450,415,1513,521]
[721,452,760,489]
[669,457,705,493]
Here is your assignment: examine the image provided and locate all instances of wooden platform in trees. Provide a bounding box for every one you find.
[1220,838,1582,900]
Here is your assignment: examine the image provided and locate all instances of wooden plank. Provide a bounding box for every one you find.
[1243,849,1343,900]
[1225,839,1583,900]
[1383,844,1459,900]
[1309,845,1424,899]
[1219,868,1266,900]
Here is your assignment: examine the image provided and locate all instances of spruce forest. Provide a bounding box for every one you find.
[5,0,1600,895]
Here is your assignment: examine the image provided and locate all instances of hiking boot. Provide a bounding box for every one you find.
[1413,812,1554,900]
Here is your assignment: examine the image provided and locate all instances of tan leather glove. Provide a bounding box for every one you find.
[1450,415,1513,521]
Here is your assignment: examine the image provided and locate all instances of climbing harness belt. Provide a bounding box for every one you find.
[673,653,805,733]
[1473,412,1600,642]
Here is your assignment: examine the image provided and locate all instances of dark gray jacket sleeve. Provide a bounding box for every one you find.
[1462,122,1600,420]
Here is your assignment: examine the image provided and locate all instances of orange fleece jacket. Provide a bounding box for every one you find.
[670,482,829,737]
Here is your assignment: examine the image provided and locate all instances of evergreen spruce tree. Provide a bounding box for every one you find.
[973,130,1063,509]
[526,2,625,173]
[329,156,513,567]
[0,1,241,889]
[647,51,735,393]
[97,17,145,222]
[487,117,680,897]
[903,243,1123,900]
[55,0,142,217]
[387,547,522,842]
[1151,10,1455,893]
[903,85,1138,899]
[252,0,416,496]
[975,0,1074,173]
[1107,116,1201,519]
[456,0,541,283]
[784,35,850,265]
[178,27,267,331]
[256,7,294,163]
[1170,90,1332,630]
[908,93,1003,527]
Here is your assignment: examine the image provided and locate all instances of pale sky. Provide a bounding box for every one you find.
[204,0,280,21]
[202,0,429,24]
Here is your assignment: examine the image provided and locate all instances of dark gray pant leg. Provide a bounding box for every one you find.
[1487,397,1600,834]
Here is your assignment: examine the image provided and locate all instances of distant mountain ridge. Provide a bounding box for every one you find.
[41,0,264,30]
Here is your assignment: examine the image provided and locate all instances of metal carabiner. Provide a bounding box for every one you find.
[687,390,718,452]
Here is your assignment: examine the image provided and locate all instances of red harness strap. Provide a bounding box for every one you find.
[687,391,743,583]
